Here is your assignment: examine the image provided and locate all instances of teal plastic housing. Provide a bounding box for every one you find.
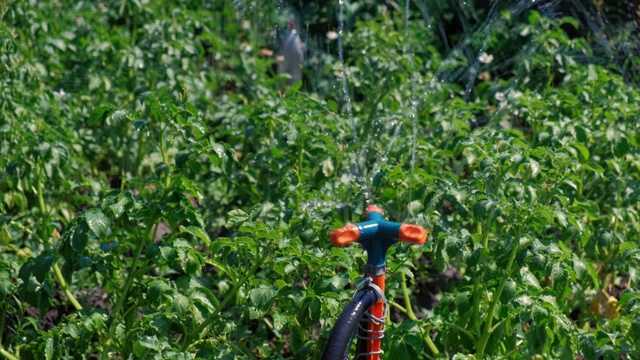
[354,211,404,268]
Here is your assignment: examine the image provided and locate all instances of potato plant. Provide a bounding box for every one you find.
[1,0,640,359]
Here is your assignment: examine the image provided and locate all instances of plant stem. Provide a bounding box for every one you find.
[135,126,146,178]
[262,317,273,330]
[577,168,584,199]
[53,263,83,310]
[388,300,408,313]
[100,226,154,359]
[0,346,18,360]
[400,273,439,356]
[422,323,440,357]
[401,272,417,320]
[159,131,171,189]
[471,219,490,334]
[36,163,83,311]
[35,163,51,248]
[122,298,146,320]
[364,75,391,132]
[115,230,149,314]
[475,236,519,360]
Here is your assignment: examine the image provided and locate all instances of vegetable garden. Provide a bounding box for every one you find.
[1,0,640,358]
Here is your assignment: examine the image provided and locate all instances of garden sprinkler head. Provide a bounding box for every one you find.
[330,205,427,359]
[330,204,427,271]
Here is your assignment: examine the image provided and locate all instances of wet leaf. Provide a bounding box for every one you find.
[85,208,110,238]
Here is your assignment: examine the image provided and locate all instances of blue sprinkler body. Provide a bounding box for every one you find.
[330,205,428,272]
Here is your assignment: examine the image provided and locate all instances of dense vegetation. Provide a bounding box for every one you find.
[2,0,640,358]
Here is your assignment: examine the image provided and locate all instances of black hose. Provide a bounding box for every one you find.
[321,288,378,360]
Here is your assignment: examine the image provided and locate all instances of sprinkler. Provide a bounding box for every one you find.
[329,204,427,359]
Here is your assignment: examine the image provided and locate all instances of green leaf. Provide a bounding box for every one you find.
[614,137,629,157]
[619,242,637,255]
[107,194,129,219]
[445,235,465,257]
[553,209,568,228]
[273,312,287,332]
[148,279,172,303]
[180,225,211,246]
[209,138,230,174]
[151,316,172,337]
[550,263,568,290]
[133,336,168,356]
[155,162,168,176]
[18,254,55,312]
[0,274,13,298]
[586,262,600,289]
[227,209,249,228]
[388,321,423,360]
[249,286,278,308]
[85,208,110,238]
[573,257,587,280]
[45,337,55,360]
[88,105,115,126]
[582,161,604,175]
[529,159,540,178]
[191,286,219,310]
[270,147,282,159]
[170,294,191,316]
[31,254,56,282]
[327,100,338,112]
[569,142,589,163]
[71,221,90,253]
[575,126,588,142]
[532,304,549,324]
[408,200,422,216]
[286,79,302,94]
[520,267,541,289]
[631,315,640,338]
[314,274,349,293]
[176,150,192,168]
[500,278,517,303]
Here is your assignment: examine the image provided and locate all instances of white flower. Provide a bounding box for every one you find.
[326,31,338,40]
[509,90,523,100]
[478,52,494,64]
[240,42,252,52]
[241,20,250,30]
[54,89,66,98]
[494,92,505,102]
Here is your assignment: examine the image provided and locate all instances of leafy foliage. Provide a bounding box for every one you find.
[1,0,640,359]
